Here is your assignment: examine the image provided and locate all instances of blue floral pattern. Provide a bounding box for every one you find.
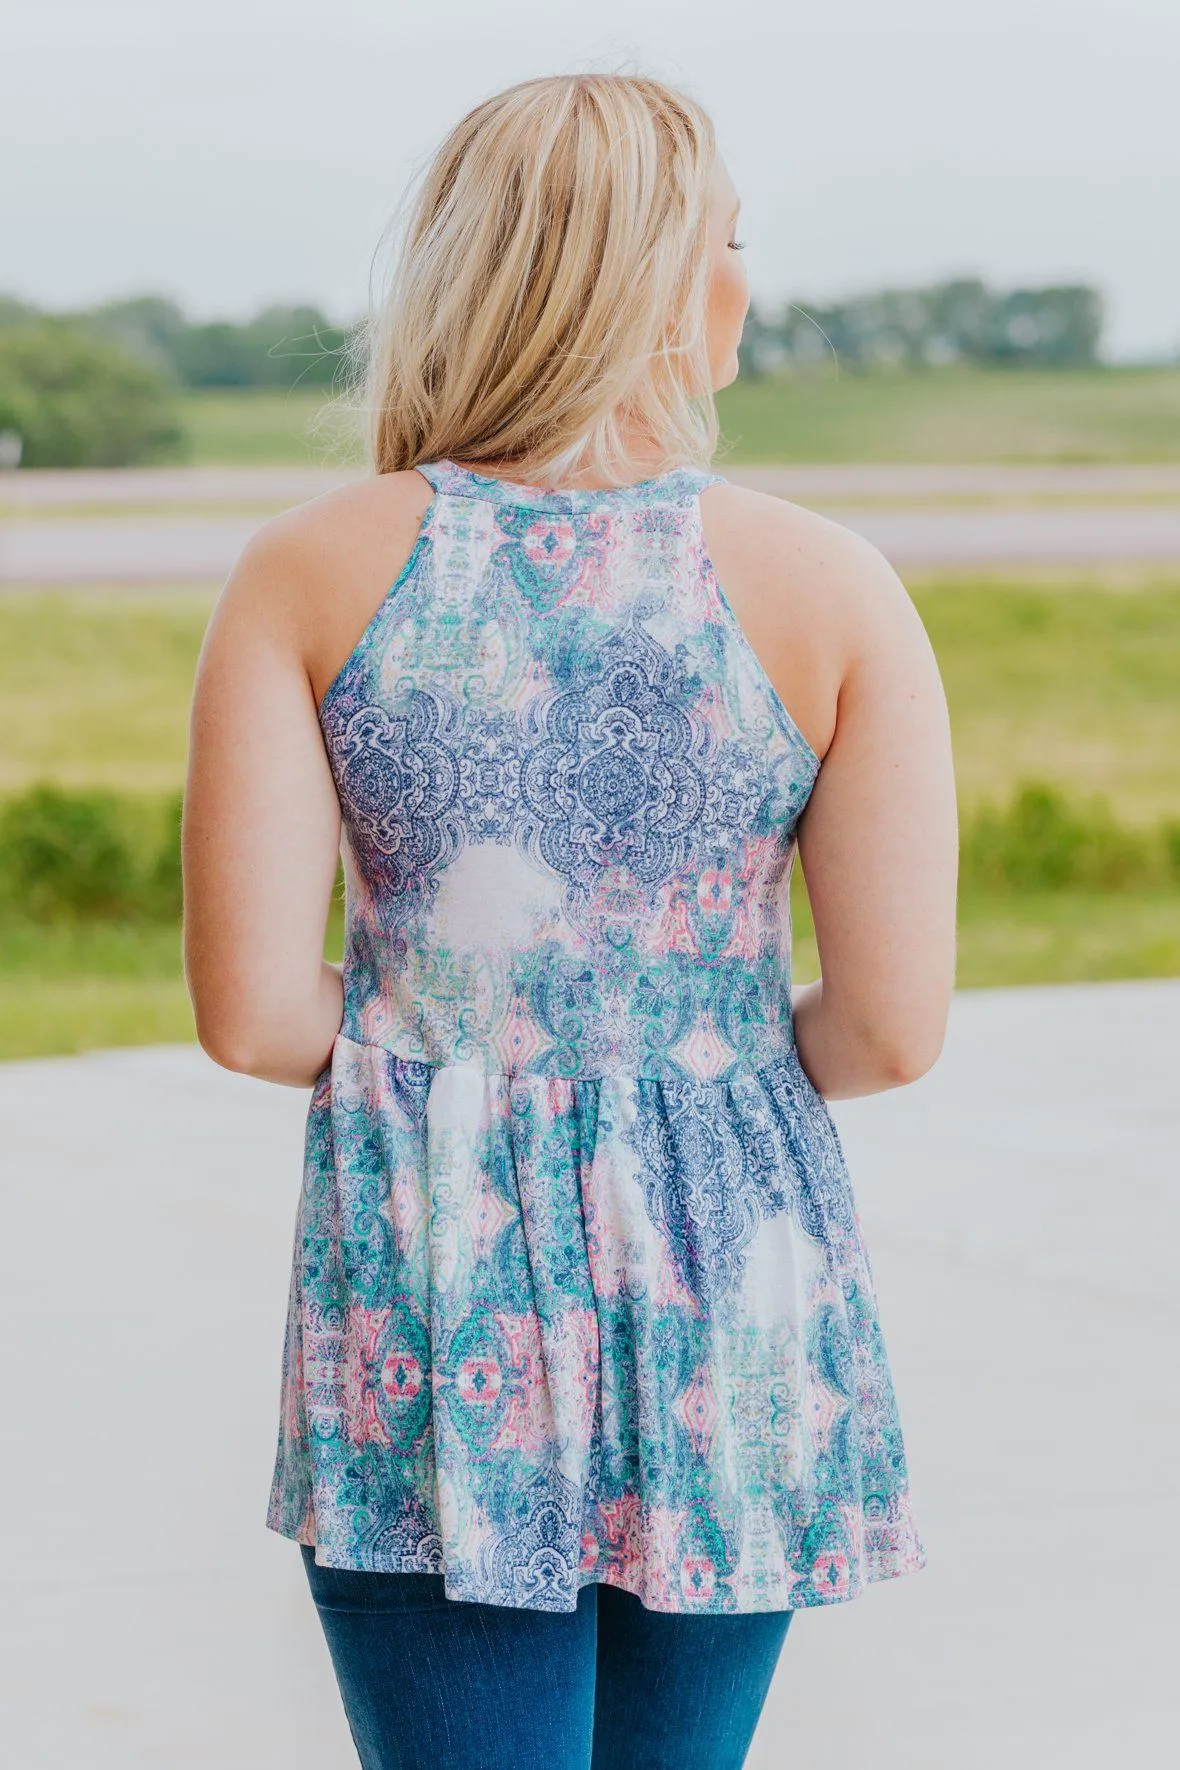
[519,627,711,889]
[336,694,463,899]
[267,459,925,1613]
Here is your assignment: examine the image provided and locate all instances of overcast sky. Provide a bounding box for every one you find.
[3,0,1178,359]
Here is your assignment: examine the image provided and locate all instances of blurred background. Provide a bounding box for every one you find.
[1,3,1177,1768]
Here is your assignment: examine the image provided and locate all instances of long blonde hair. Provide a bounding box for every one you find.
[359,73,719,486]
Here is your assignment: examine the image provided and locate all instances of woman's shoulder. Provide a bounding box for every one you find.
[221,472,436,707]
[700,479,911,622]
[243,470,434,581]
[697,480,924,762]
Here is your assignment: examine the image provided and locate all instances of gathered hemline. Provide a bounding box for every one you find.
[267,1512,927,1618]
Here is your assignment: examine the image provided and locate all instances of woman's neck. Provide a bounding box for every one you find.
[456,432,668,492]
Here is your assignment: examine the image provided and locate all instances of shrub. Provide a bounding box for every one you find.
[1162,820,1180,884]
[0,778,1175,925]
[0,320,184,467]
[0,785,183,923]
[0,785,139,920]
[960,781,1158,893]
[145,792,184,919]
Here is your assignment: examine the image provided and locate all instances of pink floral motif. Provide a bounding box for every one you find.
[697,867,733,914]
[522,519,576,565]
[722,832,788,959]
[558,514,616,609]
[594,1495,644,1579]
[352,1383,391,1446]
[359,991,403,1047]
[673,1365,720,1457]
[387,1168,428,1251]
[344,1308,393,1444]
[808,1380,845,1452]
[650,886,698,955]
[381,1349,423,1403]
[490,1312,554,1453]
[673,1015,733,1080]
[456,1356,502,1405]
[462,1177,516,1262]
[680,1555,717,1601]
[811,1549,851,1599]
[494,998,545,1073]
[349,1306,390,1368]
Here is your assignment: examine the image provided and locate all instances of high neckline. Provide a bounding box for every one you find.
[415,458,723,514]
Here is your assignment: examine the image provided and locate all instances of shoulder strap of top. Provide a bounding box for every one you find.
[413,460,463,495]
[411,459,728,516]
[678,466,727,496]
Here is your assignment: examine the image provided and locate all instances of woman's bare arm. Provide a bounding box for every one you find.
[791,528,958,1098]
[700,488,959,1100]
[182,518,345,1087]
[183,473,434,1088]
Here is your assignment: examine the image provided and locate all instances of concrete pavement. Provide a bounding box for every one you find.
[0,979,1177,1767]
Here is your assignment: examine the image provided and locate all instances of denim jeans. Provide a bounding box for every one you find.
[301,1547,792,1770]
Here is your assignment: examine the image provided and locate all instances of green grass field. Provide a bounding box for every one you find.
[917,575,1180,825]
[1,574,1178,1058]
[182,389,364,467]
[179,369,1180,468]
[715,367,1180,465]
[0,590,211,794]
[6,578,1178,815]
[0,921,191,1060]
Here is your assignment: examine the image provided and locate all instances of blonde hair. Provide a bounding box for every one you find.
[358,73,719,486]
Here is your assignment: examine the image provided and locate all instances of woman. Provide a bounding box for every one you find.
[184,72,958,1770]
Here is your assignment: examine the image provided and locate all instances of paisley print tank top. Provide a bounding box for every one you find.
[267,459,925,1613]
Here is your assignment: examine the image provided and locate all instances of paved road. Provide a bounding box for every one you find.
[1,979,1176,1767]
[0,467,361,511]
[0,515,264,583]
[7,506,1180,582]
[6,464,1180,509]
[4,465,1180,581]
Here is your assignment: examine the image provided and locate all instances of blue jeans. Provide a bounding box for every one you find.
[301,1547,792,1770]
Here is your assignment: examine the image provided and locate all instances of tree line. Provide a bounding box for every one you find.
[3,278,1105,399]
[0,277,1116,468]
[0,292,351,391]
[0,293,354,466]
[738,279,1103,376]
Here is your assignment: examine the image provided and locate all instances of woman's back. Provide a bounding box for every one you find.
[322,458,820,1076]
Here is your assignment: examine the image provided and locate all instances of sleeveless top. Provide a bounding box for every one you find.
[266,458,925,1613]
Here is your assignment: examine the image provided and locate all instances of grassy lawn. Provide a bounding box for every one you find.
[790,881,1180,990]
[0,590,212,793]
[177,369,1180,469]
[0,922,193,1060]
[1,575,1177,1057]
[715,367,1180,464]
[913,574,1180,824]
[182,388,364,467]
[5,577,1177,817]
